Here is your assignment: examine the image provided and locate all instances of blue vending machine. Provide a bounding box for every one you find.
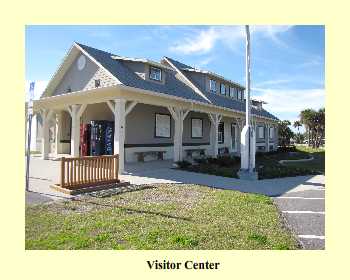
[105,121,114,155]
[90,120,105,156]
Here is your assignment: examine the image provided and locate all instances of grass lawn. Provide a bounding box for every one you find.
[282,145,325,173]
[178,145,324,179]
[25,184,298,250]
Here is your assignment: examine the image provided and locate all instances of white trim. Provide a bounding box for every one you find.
[163,57,211,103]
[125,101,138,116]
[111,56,173,71]
[182,68,245,89]
[41,44,76,98]
[36,83,278,122]
[106,100,114,113]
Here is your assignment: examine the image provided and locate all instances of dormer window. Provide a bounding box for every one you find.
[220,83,226,95]
[149,66,162,81]
[209,79,216,92]
[94,79,101,88]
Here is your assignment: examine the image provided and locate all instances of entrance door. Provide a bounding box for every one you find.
[231,123,237,152]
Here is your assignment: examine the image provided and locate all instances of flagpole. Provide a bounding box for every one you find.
[238,25,257,180]
[245,25,252,172]
[25,82,35,192]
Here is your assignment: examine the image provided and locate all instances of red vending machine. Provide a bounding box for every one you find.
[80,123,91,156]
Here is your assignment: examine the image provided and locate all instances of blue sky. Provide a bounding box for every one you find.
[26,25,325,131]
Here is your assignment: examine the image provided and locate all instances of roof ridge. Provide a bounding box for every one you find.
[75,42,119,57]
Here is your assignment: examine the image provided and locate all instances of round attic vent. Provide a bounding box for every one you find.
[77,55,86,70]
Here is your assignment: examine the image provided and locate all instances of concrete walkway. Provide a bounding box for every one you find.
[121,160,324,196]
[28,157,324,200]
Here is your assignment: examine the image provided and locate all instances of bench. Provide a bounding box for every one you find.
[185,148,206,158]
[135,151,166,162]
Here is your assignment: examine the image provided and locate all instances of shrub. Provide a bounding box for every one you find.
[278,145,297,153]
[176,160,191,169]
[215,155,239,167]
[193,157,208,165]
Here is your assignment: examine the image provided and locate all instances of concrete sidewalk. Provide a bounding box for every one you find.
[28,157,325,202]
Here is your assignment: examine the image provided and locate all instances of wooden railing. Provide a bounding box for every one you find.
[60,155,119,189]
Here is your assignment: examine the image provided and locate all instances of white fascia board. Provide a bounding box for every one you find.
[182,68,245,89]
[163,57,212,104]
[117,84,277,122]
[41,44,77,98]
[42,43,122,99]
[36,84,278,122]
[111,56,173,71]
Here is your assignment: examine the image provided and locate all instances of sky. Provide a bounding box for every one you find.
[25,25,325,132]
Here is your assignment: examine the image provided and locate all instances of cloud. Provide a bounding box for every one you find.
[197,56,216,67]
[252,87,325,114]
[297,56,324,68]
[170,25,293,55]
[25,80,49,101]
[254,79,291,87]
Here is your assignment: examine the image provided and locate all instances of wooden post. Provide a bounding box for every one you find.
[61,157,65,187]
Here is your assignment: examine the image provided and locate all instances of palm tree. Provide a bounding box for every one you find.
[293,120,302,133]
[300,109,315,146]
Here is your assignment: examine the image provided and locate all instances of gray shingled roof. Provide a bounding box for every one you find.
[77,43,278,121]
[165,57,279,121]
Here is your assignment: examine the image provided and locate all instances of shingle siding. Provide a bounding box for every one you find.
[53,53,117,96]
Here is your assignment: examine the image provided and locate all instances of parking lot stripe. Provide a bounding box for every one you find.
[276,197,324,200]
[282,210,325,214]
[298,235,325,240]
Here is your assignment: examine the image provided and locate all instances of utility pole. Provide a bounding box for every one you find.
[238,25,257,180]
[25,82,35,191]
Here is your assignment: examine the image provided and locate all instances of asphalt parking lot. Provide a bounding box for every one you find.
[274,188,325,249]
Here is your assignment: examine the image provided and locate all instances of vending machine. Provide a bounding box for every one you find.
[105,121,114,155]
[90,120,105,156]
[80,123,91,156]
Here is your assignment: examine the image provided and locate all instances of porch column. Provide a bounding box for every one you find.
[107,100,137,174]
[55,112,62,156]
[235,118,244,155]
[41,109,53,160]
[266,124,270,152]
[208,113,222,158]
[68,104,87,157]
[168,106,189,162]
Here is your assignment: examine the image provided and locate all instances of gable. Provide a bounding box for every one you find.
[52,52,118,96]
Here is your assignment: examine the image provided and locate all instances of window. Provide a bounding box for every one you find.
[149,66,162,81]
[218,122,224,144]
[231,123,237,150]
[237,89,242,100]
[269,127,274,139]
[220,83,226,95]
[241,90,245,100]
[229,87,235,98]
[191,118,203,138]
[209,79,217,92]
[94,79,101,88]
[155,113,171,138]
[258,126,265,139]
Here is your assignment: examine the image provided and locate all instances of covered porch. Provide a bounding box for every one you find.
[33,85,276,174]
